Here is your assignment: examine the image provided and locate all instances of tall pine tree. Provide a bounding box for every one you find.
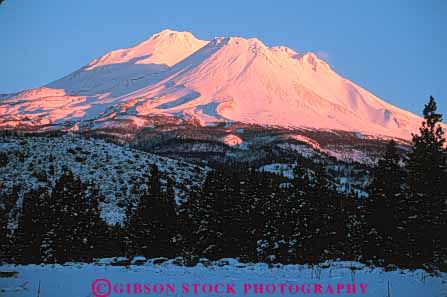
[13,187,51,263]
[128,164,177,258]
[365,140,405,264]
[405,96,447,265]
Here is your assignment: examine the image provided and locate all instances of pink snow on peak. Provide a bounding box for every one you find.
[87,29,208,69]
[0,29,438,140]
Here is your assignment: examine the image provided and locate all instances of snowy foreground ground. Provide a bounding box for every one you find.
[1,260,446,297]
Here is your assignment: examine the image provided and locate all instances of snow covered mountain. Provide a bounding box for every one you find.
[0,29,429,139]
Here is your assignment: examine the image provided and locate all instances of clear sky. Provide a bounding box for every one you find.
[0,0,446,116]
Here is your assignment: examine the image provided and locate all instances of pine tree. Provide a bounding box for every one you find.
[49,171,106,263]
[407,96,446,195]
[0,204,8,262]
[177,186,203,264]
[310,166,341,261]
[405,96,447,265]
[77,181,109,261]
[365,140,405,264]
[150,175,178,258]
[150,164,161,199]
[370,140,404,197]
[258,164,308,264]
[40,229,56,263]
[13,187,51,263]
[189,169,226,260]
[165,176,176,211]
[128,186,152,257]
[50,170,84,262]
[163,176,178,255]
[1,187,19,263]
[128,164,177,258]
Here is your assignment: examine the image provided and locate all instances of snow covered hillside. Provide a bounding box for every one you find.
[0,29,436,140]
[0,135,206,225]
[0,260,445,297]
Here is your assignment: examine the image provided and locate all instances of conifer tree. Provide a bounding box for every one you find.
[0,204,9,262]
[308,165,340,261]
[407,96,446,195]
[1,187,19,262]
[178,186,203,263]
[165,176,176,211]
[370,140,404,197]
[150,164,161,199]
[77,182,109,261]
[50,170,85,262]
[128,179,155,257]
[157,176,177,257]
[48,171,106,262]
[128,164,177,258]
[190,169,226,260]
[13,187,51,263]
[405,96,447,265]
[365,140,405,263]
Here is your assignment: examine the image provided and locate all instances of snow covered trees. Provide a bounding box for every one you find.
[182,167,280,263]
[0,151,7,167]
[0,201,9,262]
[13,170,106,263]
[365,140,405,263]
[127,164,177,258]
[14,187,52,263]
[180,164,361,265]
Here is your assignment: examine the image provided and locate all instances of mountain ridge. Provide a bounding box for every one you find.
[0,29,434,139]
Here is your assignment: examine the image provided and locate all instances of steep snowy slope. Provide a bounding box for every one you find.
[0,30,208,127]
[0,29,433,139]
[47,29,208,96]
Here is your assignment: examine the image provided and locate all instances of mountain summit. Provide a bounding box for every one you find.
[0,29,426,139]
[86,29,208,69]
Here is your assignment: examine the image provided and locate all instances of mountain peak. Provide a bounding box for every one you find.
[217,36,266,47]
[2,29,429,140]
[156,28,182,35]
[85,29,208,70]
[208,36,268,56]
[150,29,197,41]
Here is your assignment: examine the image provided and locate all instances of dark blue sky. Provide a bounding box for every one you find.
[1,0,446,116]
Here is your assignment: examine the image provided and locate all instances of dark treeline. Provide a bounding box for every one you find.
[364,96,447,269]
[0,97,446,270]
